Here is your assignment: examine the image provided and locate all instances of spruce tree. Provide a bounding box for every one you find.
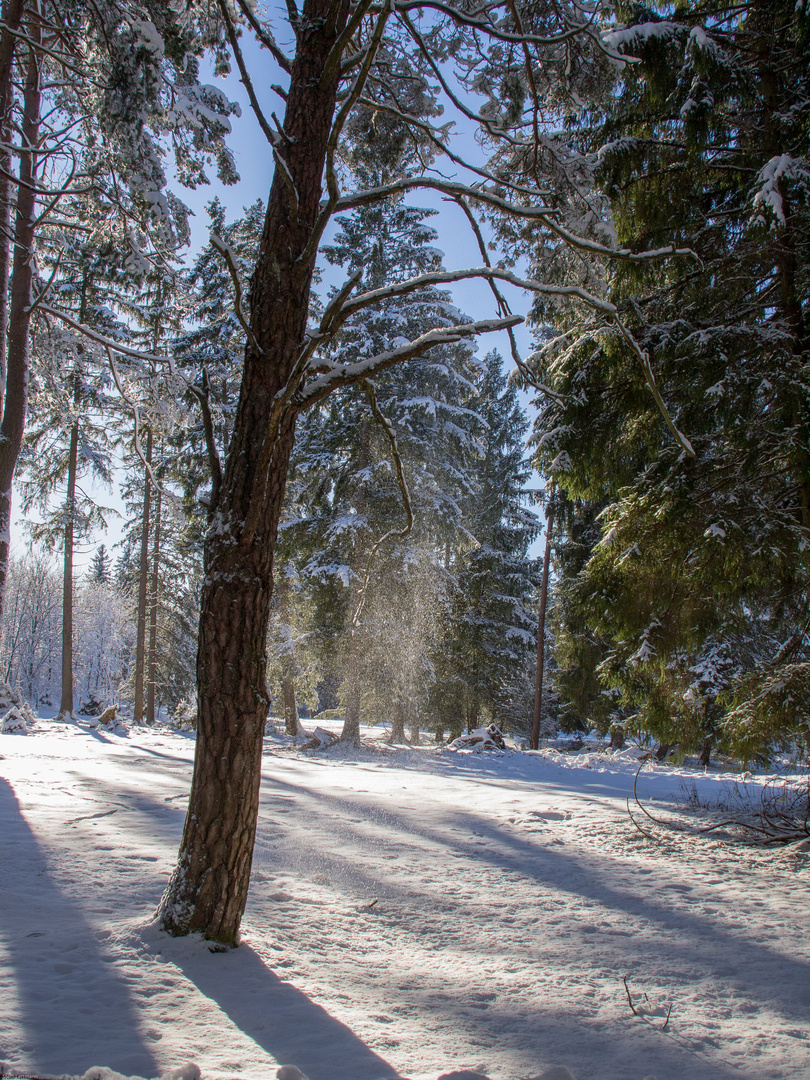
[284,194,486,741]
[531,0,810,760]
[434,351,539,737]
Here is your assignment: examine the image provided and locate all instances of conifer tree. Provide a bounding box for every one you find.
[90,545,112,585]
[531,0,810,759]
[284,194,485,741]
[433,351,538,737]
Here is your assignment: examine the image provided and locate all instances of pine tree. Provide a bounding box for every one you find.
[283,194,486,741]
[20,261,118,720]
[531,0,810,760]
[434,351,539,738]
[172,198,265,523]
[90,545,112,585]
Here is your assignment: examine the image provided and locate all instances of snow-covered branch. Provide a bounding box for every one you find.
[296,315,522,406]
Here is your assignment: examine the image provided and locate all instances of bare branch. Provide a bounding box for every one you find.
[217,0,278,148]
[334,176,697,264]
[339,265,618,320]
[209,232,263,356]
[35,304,175,367]
[189,367,223,516]
[231,0,293,73]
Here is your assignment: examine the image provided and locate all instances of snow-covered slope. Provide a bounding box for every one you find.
[1,719,807,1080]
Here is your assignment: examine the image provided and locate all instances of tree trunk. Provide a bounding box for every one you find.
[698,735,712,768]
[57,420,79,719]
[146,474,162,724]
[0,0,24,418]
[341,418,369,743]
[0,19,39,625]
[409,704,420,746]
[158,0,350,946]
[531,503,554,749]
[609,725,625,751]
[133,429,153,723]
[282,677,298,737]
[389,699,406,743]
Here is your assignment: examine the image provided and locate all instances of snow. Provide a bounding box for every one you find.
[1,717,809,1080]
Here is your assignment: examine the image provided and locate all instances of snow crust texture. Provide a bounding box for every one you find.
[1,719,808,1080]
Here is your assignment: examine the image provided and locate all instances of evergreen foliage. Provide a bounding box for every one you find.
[433,351,539,737]
[531,0,810,761]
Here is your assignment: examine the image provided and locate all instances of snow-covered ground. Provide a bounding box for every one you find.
[1,718,808,1080]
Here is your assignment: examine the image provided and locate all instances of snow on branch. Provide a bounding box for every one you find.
[34,305,176,368]
[339,266,619,319]
[334,177,699,264]
[296,315,522,406]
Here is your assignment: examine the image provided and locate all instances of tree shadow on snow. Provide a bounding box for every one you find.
[254,770,810,1079]
[0,776,160,1078]
[171,939,402,1080]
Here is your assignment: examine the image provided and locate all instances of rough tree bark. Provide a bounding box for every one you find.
[0,0,23,417]
[157,0,350,945]
[0,15,39,625]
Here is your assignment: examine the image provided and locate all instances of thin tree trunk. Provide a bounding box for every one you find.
[0,19,40,626]
[282,677,298,737]
[341,418,369,744]
[158,0,350,946]
[342,634,362,743]
[57,420,78,719]
[408,704,420,746]
[133,429,153,724]
[389,699,406,743]
[531,504,554,750]
[146,473,162,724]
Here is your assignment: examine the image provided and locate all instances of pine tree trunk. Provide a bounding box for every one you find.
[341,419,369,743]
[158,0,349,946]
[389,699,406,743]
[133,430,152,723]
[282,677,298,737]
[0,0,23,417]
[146,476,162,724]
[0,21,40,626]
[57,420,79,719]
[409,706,420,746]
[531,504,554,749]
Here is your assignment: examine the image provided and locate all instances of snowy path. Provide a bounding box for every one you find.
[1,722,808,1080]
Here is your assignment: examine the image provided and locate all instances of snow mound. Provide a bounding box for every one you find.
[79,1067,199,1080]
[0,682,35,731]
[1,706,29,733]
[448,723,505,752]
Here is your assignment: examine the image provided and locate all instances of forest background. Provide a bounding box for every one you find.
[0,0,806,944]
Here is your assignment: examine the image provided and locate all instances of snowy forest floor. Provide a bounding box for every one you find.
[1,718,809,1080]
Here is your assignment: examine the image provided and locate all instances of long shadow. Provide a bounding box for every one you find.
[170,938,402,1080]
[258,769,810,1025]
[0,777,160,1078]
[250,776,763,1079]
